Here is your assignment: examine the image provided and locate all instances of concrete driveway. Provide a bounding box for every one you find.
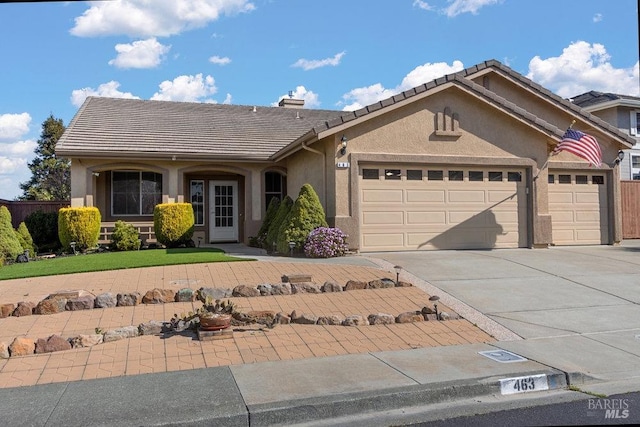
[367,241,640,388]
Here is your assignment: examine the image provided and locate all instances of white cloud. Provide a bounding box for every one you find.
[209,55,231,66]
[151,74,218,102]
[273,86,320,109]
[0,141,36,200]
[71,0,255,38]
[526,41,640,98]
[0,113,31,141]
[71,81,141,107]
[108,38,170,69]
[340,60,465,111]
[292,51,346,71]
[593,13,603,23]
[413,0,434,11]
[2,139,37,156]
[443,0,502,17]
[222,93,233,104]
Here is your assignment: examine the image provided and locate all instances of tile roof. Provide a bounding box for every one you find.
[291,60,635,148]
[56,97,344,161]
[57,60,636,162]
[571,91,640,108]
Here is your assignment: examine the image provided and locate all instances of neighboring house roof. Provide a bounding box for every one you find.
[273,60,635,160]
[55,97,345,161]
[571,90,640,110]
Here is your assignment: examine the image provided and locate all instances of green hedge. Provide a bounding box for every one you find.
[153,203,195,247]
[0,206,23,263]
[58,207,101,252]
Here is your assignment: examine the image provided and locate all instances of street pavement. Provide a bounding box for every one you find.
[1,242,639,426]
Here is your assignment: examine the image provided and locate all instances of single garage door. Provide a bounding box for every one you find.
[548,171,609,245]
[360,165,528,251]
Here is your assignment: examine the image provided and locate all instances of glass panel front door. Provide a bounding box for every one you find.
[209,180,238,242]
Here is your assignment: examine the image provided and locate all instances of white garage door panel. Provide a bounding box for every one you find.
[362,211,404,225]
[362,189,403,203]
[449,190,485,203]
[362,233,404,248]
[360,165,528,251]
[575,192,600,203]
[549,171,608,245]
[406,190,446,203]
[406,211,447,224]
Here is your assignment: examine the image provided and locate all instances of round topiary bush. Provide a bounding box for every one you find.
[304,227,349,258]
[153,203,195,248]
[111,220,141,251]
[58,207,101,253]
[25,209,60,253]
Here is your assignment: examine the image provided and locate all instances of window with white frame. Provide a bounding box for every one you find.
[112,171,162,216]
[632,156,640,169]
[190,180,204,225]
[630,111,640,136]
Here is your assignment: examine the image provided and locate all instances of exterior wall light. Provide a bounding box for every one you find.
[615,150,625,165]
[340,135,348,156]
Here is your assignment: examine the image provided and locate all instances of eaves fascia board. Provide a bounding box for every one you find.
[57,150,274,163]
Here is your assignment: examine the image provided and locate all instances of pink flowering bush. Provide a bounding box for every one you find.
[304,227,349,258]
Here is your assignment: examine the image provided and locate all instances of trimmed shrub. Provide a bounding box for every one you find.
[0,206,23,263]
[15,222,37,257]
[265,195,293,252]
[304,227,349,258]
[153,203,194,248]
[111,220,141,251]
[58,207,101,252]
[277,184,328,254]
[25,209,61,253]
[257,197,280,249]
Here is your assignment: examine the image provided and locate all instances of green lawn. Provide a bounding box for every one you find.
[0,248,254,281]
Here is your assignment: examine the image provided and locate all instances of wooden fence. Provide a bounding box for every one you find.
[0,199,70,229]
[621,181,640,239]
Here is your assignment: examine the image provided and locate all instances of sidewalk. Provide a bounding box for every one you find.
[1,243,639,426]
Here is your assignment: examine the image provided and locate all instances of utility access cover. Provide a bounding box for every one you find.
[478,349,528,363]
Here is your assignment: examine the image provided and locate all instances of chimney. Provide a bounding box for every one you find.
[278,97,305,108]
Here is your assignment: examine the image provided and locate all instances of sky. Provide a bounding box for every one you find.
[0,0,639,200]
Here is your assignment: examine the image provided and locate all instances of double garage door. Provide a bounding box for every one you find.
[359,165,528,251]
[548,170,609,245]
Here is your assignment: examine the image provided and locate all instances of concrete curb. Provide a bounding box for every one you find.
[245,370,568,426]
[0,365,570,427]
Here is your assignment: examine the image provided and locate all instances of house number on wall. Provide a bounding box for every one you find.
[337,162,350,168]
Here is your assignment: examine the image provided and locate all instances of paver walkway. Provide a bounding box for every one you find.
[0,260,494,388]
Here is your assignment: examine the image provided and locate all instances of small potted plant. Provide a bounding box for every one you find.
[170,296,238,331]
[198,298,236,330]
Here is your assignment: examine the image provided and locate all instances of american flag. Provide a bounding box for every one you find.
[553,128,602,167]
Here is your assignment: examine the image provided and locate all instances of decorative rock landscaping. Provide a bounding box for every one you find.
[0,274,456,359]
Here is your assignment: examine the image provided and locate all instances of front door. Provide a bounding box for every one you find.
[209,180,238,242]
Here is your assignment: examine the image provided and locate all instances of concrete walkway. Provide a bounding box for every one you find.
[1,242,640,425]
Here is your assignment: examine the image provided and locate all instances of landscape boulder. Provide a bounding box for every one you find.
[9,337,35,356]
[142,288,176,304]
[94,292,117,308]
[35,335,72,354]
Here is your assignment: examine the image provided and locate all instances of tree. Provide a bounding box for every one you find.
[277,184,328,254]
[19,114,69,201]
